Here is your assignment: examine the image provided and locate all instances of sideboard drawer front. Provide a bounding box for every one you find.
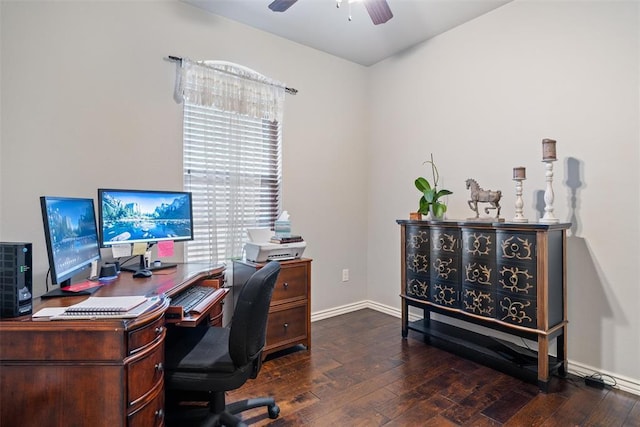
[272,265,308,303]
[462,229,496,259]
[406,250,430,275]
[430,280,459,308]
[127,340,164,407]
[462,259,496,288]
[431,254,459,283]
[462,286,496,318]
[406,226,430,252]
[406,274,429,301]
[431,228,460,254]
[497,262,537,296]
[497,231,536,263]
[266,305,307,347]
[496,293,537,328]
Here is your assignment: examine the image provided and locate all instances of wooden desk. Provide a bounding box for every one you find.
[0,263,226,427]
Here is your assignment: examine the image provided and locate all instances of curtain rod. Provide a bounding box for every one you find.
[168,55,298,95]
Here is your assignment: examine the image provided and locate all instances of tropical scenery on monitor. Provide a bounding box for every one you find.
[100,191,192,244]
[44,198,100,275]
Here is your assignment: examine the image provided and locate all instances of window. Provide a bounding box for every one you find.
[183,103,282,263]
[173,58,288,264]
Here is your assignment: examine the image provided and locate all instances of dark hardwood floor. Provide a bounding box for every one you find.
[228,309,640,426]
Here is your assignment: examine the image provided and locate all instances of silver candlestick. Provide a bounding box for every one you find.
[540,139,559,224]
[512,167,528,223]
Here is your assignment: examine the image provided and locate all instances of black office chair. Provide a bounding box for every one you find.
[164,261,281,427]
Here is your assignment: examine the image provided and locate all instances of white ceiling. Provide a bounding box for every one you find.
[183,0,512,66]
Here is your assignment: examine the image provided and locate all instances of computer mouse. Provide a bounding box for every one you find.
[133,269,152,278]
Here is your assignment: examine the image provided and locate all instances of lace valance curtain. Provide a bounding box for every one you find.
[174,58,285,122]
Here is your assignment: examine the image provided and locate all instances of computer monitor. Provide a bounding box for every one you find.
[97,189,194,275]
[40,196,101,298]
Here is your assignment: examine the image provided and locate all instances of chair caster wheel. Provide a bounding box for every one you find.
[268,403,280,419]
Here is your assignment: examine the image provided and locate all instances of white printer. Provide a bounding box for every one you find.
[243,228,306,263]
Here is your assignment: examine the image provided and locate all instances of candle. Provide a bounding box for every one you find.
[542,138,557,161]
[513,166,526,180]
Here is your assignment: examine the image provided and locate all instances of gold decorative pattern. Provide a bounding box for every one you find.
[408,230,429,249]
[407,278,428,299]
[463,289,494,316]
[499,266,534,294]
[500,297,532,324]
[500,236,533,260]
[465,262,492,285]
[434,233,457,253]
[407,253,429,273]
[433,283,456,306]
[465,233,492,256]
[433,258,457,280]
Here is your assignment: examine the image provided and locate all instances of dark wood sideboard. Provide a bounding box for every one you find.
[397,219,570,391]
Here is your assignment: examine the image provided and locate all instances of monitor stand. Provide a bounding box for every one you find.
[40,281,102,299]
[120,254,177,274]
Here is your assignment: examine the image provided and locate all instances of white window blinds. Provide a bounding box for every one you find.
[183,104,282,263]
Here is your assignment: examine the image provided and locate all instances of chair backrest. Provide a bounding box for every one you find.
[228,261,280,368]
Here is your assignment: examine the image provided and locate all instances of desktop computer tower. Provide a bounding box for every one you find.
[0,242,33,318]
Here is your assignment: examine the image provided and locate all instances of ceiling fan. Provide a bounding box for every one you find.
[268,0,393,25]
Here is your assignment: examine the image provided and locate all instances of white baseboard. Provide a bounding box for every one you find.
[311,301,640,397]
[568,360,640,396]
[310,299,398,322]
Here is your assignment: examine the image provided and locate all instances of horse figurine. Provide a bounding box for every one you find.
[466,178,502,218]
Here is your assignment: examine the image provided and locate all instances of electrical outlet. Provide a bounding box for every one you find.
[342,269,349,282]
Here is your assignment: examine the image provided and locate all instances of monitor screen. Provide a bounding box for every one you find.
[98,189,194,247]
[40,196,101,288]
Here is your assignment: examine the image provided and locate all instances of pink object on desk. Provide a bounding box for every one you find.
[66,281,102,292]
[157,240,174,257]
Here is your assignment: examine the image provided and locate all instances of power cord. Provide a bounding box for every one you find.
[584,372,617,389]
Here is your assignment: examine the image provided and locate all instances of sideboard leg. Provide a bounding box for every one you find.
[401,299,408,338]
[537,334,550,392]
[557,325,568,377]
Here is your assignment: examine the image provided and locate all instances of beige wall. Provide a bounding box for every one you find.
[0,1,369,314]
[368,0,639,390]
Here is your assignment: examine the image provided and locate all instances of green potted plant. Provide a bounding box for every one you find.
[415,154,453,220]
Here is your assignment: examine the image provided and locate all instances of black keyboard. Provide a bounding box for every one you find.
[171,286,218,313]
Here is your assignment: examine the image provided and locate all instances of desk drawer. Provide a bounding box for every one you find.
[128,315,165,355]
[127,379,164,427]
[266,304,307,349]
[272,264,308,303]
[127,339,164,408]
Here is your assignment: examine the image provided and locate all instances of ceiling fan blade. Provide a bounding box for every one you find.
[363,0,393,25]
[268,0,299,13]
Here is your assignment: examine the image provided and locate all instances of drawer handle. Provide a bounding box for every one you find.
[155,326,164,335]
[155,409,164,419]
[155,362,164,372]
[283,282,289,289]
[283,323,288,329]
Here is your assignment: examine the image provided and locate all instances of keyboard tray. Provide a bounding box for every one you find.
[166,279,227,326]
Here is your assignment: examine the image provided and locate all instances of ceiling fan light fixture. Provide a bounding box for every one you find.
[336,0,393,24]
[363,0,393,25]
[270,0,393,25]
[268,0,299,13]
